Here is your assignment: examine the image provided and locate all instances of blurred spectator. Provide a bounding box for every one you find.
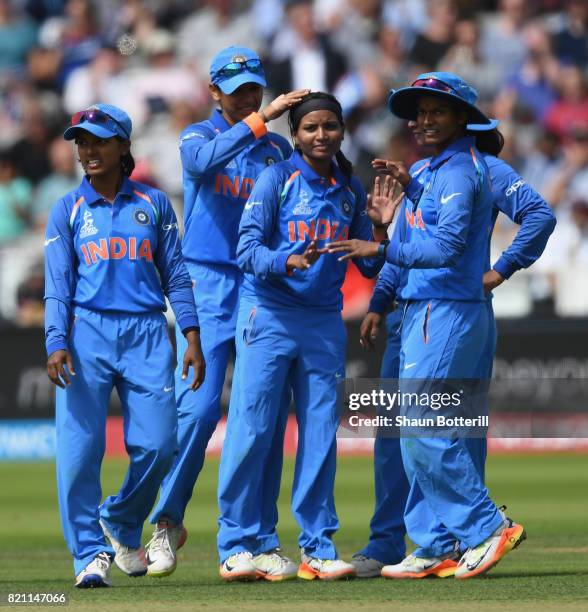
[62,43,134,116]
[0,150,32,246]
[554,199,588,315]
[408,0,458,71]
[9,97,53,184]
[133,99,207,205]
[177,0,256,79]
[32,0,103,90]
[372,24,412,91]
[129,28,208,128]
[550,0,587,67]
[543,124,588,211]
[438,17,502,102]
[321,0,383,70]
[382,0,428,51]
[263,0,347,94]
[15,263,45,327]
[480,0,531,83]
[543,64,588,142]
[493,22,559,123]
[0,0,38,75]
[520,128,561,194]
[32,136,79,229]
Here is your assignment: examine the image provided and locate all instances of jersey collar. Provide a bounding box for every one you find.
[290,150,349,188]
[79,175,136,205]
[429,135,476,170]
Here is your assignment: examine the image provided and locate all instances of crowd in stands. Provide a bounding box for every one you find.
[0,0,587,326]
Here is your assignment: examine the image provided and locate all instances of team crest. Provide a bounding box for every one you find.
[292,189,312,215]
[134,209,150,225]
[79,210,98,238]
[232,54,247,63]
[265,157,275,166]
[341,200,352,216]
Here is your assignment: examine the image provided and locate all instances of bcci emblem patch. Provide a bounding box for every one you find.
[341,200,352,216]
[134,209,150,225]
[265,157,275,166]
[232,54,247,63]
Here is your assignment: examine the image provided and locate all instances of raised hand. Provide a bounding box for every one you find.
[286,240,323,272]
[371,159,411,188]
[260,89,311,122]
[367,174,404,227]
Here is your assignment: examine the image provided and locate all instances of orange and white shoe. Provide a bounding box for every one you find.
[146,517,188,577]
[100,520,147,577]
[455,517,526,579]
[219,551,258,582]
[253,549,298,581]
[298,553,356,581]
[381,552,458,579]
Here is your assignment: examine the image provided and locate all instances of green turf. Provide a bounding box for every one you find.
[0,454,587,611]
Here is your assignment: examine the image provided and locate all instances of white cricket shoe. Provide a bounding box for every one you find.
[455,515,526,579]
[298,552,356,581]
[350,553,385,578]
[100,519,147,577]
[252,548,298,581]
[219,551,258,582]
[146,517,188,577]
[381,552,458,579]
[75,552,113,588]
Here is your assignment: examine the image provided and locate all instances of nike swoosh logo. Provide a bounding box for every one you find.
[163,386,173,392]
[44,236,60,246]
[440,192,461,204]
[404,362,417,370]
[466,545,491,571]
[245,200,261,210]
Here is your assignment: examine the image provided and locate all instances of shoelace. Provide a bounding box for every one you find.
[95,552,111,571]
[146,526,171,556]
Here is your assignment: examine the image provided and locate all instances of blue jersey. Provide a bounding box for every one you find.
[44,176,197,356]
[369,152,556,312]
[180,110,292,268]
[237,150,382,311]
[386,136,493,301]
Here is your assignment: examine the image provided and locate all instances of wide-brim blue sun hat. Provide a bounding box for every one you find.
[63,103,132,140]
[387,71,499,132]
[210,45,267,94]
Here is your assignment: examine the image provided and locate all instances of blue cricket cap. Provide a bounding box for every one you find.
[388,72,499,132]
[63,103,132,141]
[209,46,267,94]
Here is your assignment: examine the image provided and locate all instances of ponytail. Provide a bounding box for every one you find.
[335,150,353,179]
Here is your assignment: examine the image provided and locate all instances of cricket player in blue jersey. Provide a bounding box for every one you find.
[328,73,528,579]
[351,124,555,578]
[44,104,204,588]
[216,92,398,582]
[145,46,309,577]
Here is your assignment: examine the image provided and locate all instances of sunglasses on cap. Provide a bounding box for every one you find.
[214,58,263,79]
[411,77,458,97]
[71,108,130,139]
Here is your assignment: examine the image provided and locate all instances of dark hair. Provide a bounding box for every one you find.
[288,91,354,179]
[473,129,505,156]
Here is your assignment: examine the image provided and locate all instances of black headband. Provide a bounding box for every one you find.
[289,96,343,130]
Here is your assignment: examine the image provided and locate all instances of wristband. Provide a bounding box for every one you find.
[377,239,390,258]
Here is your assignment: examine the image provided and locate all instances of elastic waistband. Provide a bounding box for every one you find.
[73,305,166,323]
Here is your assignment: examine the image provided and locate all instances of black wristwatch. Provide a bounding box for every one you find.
[377,239,390,258]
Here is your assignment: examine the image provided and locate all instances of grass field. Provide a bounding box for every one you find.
[0,453,587,611]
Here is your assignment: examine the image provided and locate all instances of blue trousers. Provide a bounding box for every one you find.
[56,307,177,575]
[151,263,287,535]
[217,299,346,562]
[399,300,502,556]
[366,300,497,559]
[358,308,410,564]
